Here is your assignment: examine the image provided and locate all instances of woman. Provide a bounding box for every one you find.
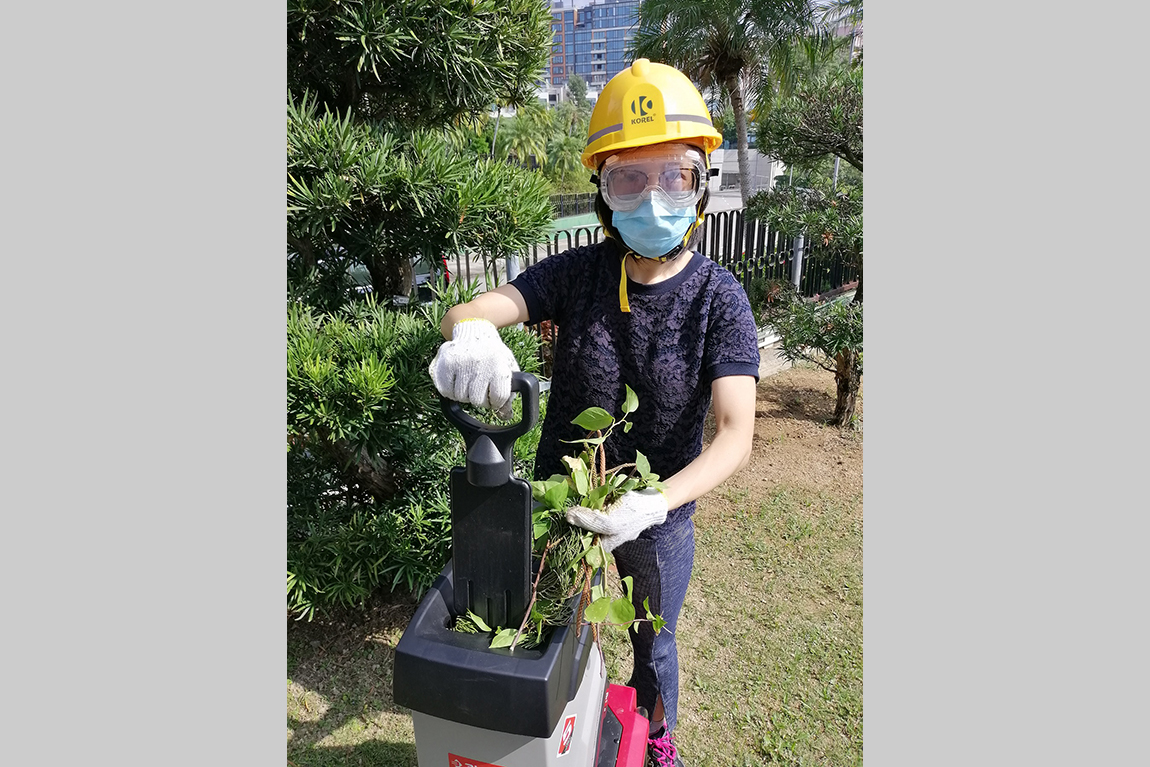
[429,59,760,767]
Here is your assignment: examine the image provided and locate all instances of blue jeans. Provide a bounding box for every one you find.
[612,511,695,734]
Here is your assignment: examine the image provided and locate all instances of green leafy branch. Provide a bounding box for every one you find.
[454,385,668,650]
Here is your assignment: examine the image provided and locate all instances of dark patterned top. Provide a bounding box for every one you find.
[511,241,761,522]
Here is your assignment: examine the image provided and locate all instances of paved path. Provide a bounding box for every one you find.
[704,189,747,215]
[759,340,792,379]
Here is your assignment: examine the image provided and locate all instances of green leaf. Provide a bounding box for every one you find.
[585,543,605,570]
[565,434,607,447]
[607,597,635,625]
[591,582,605,601]
[572,407,613,431]
[635,451,651,478]
[621,575,634,602]
[467,610,491,633]
[562,455,590,496]
[533,520,549,540]
[542,481,569,510]
[572,467,589,496]
[585,484,612,510]
[643,597,667,634]
[584,596,611,623]
[622,385,638,414]
[489,628,517,648]
[623,421,633,433]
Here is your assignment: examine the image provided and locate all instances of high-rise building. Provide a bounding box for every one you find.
[543,0,641,105]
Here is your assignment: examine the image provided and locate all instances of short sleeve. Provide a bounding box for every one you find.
[510,243,605,326]
[703,274,761,383]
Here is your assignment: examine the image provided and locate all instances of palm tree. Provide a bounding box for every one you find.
[817,0,863,66]
[819,0,863,30]
[632,0,819,205]
[495,112,551,169]
[552,100,587,140]
[547,133,585,189]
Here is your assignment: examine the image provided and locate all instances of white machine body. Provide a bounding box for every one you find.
[411,644,606,767]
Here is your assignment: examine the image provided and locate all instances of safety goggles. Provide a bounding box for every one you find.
[598,147,709,212]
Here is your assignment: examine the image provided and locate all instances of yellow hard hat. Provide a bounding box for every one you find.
[582,58,723,171]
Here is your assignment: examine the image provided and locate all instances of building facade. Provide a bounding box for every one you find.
[543,0,641,104]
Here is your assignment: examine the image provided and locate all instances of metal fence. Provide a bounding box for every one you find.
[697,209,860,299]
[548,192,596,218]
[444,208,858,300]
[440,209,858,376]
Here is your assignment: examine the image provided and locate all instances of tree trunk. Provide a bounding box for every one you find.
[491,110,502,159]
[287,234,318,271]
[725,73,753,206]
[365,254,411,299]
[831,348,861,427]
[326,440,400,504]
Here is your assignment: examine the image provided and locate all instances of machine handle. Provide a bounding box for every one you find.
[441,372,540,487]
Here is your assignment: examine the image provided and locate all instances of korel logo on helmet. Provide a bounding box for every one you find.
[630,95,656,125]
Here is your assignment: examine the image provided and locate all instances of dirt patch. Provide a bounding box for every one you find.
[674,361,864,764]
[706,360,863,503]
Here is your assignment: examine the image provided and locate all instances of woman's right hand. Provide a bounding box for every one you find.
[428,318,520,419]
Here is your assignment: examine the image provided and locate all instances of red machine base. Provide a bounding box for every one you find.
[603,684,648,767]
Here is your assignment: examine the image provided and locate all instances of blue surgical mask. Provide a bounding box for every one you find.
[612,195,697,258]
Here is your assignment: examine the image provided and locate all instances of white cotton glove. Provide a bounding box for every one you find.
[428,318,520,420]
[565,489,669,554]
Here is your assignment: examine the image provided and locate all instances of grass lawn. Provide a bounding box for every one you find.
[287,362,862,766]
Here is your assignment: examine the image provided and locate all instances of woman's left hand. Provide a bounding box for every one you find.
[565,489,668,553]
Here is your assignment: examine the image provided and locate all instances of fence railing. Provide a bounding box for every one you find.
[444,208,858,301]
[548,192,596,218]
[441,209,858,377]
[698,210,860,299]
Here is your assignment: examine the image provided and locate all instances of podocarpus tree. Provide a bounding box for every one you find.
[285,1,558,617]
[286,284,544,619]
[757,63,862,174]
[752,57,862,300]
[287,0,554,305]
[759,280,862,426]
[747,58,863,427]
[748,180,862,427]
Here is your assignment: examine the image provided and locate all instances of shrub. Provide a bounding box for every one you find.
[759,280,863,428]
[287,279,543,619]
